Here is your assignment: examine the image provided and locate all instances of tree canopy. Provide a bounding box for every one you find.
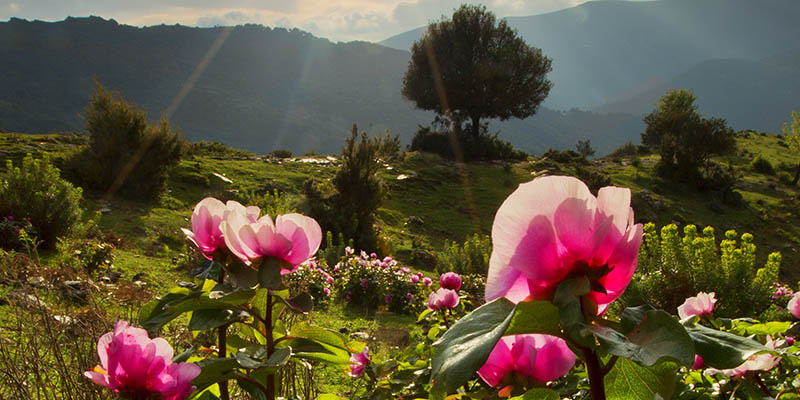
[401,5,552,137]
[641,89,736,181]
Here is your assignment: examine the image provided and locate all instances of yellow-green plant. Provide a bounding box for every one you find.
[782,110,800,185]
[628,223,780,317]
[437,233,491,275]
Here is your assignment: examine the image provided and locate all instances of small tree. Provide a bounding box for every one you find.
[782,110,800,185]
[331,124,386,250]
[401,5,552,139]
[641,89,736,181]
[72,82,183,200]
[575,139,596,158]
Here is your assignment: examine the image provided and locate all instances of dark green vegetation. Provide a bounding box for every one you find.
[0,16,638,156]
[402,5,552,139]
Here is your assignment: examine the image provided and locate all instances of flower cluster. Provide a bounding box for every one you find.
[0,214,37,250]
[285,259,335,307]
[85,320,200,400]
[331,248,421,313]
[181,197,322,271]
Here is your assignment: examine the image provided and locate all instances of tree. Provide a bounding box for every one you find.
[575,139,596,158]
[782,110,800,185]
[401,5,552,138]
[641,89,736,181]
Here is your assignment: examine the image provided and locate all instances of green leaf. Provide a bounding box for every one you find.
[553,277,593,347]
[731,320,792,336]
[191,358,239,391]
[508,388,560,400]
[429,297,516,399]
[285,338,352,364]
[280,292,313,314]
[173,344,200,363]
[166,289,256,314]
[265,347,292,367]
[417,308,433,322]
[315,394,344,400]
[257,258,284,290]
[289,323,351,349]
[138,287,194,334]
[227,260,259,289]
[604,359,678,400]
[620,305,655,333]
[686,324,771,369]
[589,310,694,367]
[188,309,244,331]
[237,380,266,400]
[504,300,561,336]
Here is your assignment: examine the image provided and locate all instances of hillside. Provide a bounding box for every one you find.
[381,0,800,114]
[1,129,799,284]
[595,50,800,133]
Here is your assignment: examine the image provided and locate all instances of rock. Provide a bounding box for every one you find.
[351,331,371,341]
[53,315,74,325]
[106,270,122,283]
[6,290,49,310]
[133,280,147,288]
[62,280,91,302]
[26,276,45,287]
[99,207,111,213]
[407,216,424,226]
[132,272,148,282]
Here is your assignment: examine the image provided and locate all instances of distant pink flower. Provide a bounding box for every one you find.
[707,336,780,377]
[678,292,717,320]
[410,275,420,284]
[84,321,200,400]
[439,272,462,291]
[7,216,13,221]
[789,293,800,319]
[428,288,459,310]
[361,279,369,289]
[406,292,414,301]
[385,294,392,303]
[221,206,322,272]
[345,292,352,302]
[486,176,643,314]
[692,355,705,370]
[345,246,354,255]
[422,277,433,287]
[383,256,393,263]
[349,347,370,377]
[323,287,331,296]
[181,197,227,259]
[787,337,795,346]
[417,272,424,278]
[370,253,377,259]
[477,334,575,387]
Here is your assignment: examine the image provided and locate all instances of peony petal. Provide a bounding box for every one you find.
[509,215,565,282]
[97,331,114,368]
[596,187,633,238]
[84,371,113,388]
[589,223,644,312]
[477,338,514,387]
[553,197,598,259]
[530,335,575,383]
[485,258,524,303]
[275,214,322,265]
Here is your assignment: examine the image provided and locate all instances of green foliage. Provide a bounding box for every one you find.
[0,153,83,248]
[628,222,781,317]
[268,149,293,159]
[330,124,386,250]
[401,4,552,138]
[410,122,527,162]
[750,155,775,175]
[436,233,491,275]
[642,89,737,184]
[575,166,612,193]
[607,140,640,158]
[330,250,420,314]
[575,139,596,158]
[70,82,183,200]
[316,231,353,268]
[542,148,586,164]
[781,110,800,185]
[238,188,296,217]
[373,130,402,162]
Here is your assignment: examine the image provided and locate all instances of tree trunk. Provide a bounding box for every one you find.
[471,115,481,138]
[793,161,800,186]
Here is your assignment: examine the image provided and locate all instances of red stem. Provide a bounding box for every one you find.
[217,268,230,400]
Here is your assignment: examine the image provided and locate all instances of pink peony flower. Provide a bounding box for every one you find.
[428,288,459,310]
[370,253,377,259]
[677,292,717,320]
[692,355,705,370]
[439,272,462,291]
[788,293,800,319]
[220,206,322,271]
[422,277,433,287]
[406,292,414,301]
[323,287,331,296]
[349,346,370,377]
[486,176,643,314]
[410,275,420,284]
[385,294,392,303]
[345,246,354,255]
[706,336,780,377]
[84,321,200,400]
[181,197,227,259]
[361,279,369,289]
[477,334,575,387]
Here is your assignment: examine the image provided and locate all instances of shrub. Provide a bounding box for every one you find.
[331,249,421,313]
[269,149,294,159]
[316,231,353,268]
[607,141,639,158]
[750,155,776,175]
[542,149,586,164]
[410,124,526,162]
[0,216,37,251]
[238,188,296,217]
[575,139,596,158]
[374,130,402,162]
[188,141,254,159]
[69,82,183,200]
[574,166,612,193]
[625,223,780,318]
[284,260,334,308]
[0,154,83,248]
[436,234,491,275]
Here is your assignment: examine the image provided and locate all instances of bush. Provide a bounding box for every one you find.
[542,149,586,164]
[374,130,402,162]
[284,260,334,308]
[410,124,526,162]
[574,166,612,193]
[575,139,596,158]
[750,155,776,175]
[331,249,421,313]
[0,154,83,249]
[625,223,780,318]
[269,149,293,159]
[436,234,491,275]
[237,188,296,217]
[316,231,353,269]
[69,82,183,200]
[607,141,639,158]
[188,141,254,159]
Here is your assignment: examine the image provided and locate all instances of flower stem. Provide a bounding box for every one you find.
[265,290,275,400]
[582,347,607,400]
[217,268,230,400]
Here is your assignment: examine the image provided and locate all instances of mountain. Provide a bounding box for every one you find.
[0,16,635,155]
[595,50,800,132]
[380,0,800,111]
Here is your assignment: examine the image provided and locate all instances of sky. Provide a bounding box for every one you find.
[0,0,595,42]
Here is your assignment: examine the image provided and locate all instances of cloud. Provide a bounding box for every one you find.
[196,10,252,27]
